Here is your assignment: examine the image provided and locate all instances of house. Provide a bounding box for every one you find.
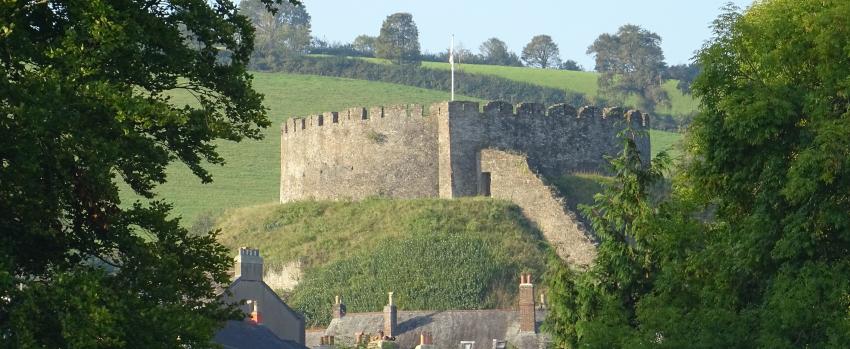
[309,273,549,349]
[216,247,308,348]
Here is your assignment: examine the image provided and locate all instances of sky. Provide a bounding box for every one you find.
[302,0,754,69]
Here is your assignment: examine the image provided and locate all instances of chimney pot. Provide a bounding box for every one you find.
[332,295,346,319]
[246,300,262,325]
[518,273,536,333]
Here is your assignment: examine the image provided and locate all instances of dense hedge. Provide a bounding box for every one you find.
[258,56,589,106]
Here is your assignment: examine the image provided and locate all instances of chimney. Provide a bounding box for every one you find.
[414,332,434,349]
[383,291,397,338]
[235,247,263,281]
[518,273,536,333]
[246,300,262,325]
[332,295,346,319]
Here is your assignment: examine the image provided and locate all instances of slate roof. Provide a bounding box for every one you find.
[214,321,309,349]
[311,309,548,349]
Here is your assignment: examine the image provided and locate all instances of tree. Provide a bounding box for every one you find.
[352,35,378,56]
[450,42,476,64]
[521,35,561,68]
[240,0,311,68]
[558,59,583,71]
[546,1,850,347]
[663,63,701,95]
[544,126,669,348]
[587,25,669,112]
[375,13,421,65]
[639,1,850,346]
[0,0,290,346]
[479,37,522,66]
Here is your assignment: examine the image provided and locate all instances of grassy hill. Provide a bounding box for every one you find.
[362,57,698,116]
[214,198,551,327]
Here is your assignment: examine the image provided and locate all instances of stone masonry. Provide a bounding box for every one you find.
[479,149,596,266]
[280,101,650,266]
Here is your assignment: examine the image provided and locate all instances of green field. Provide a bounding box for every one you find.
[361,57,698,116]
[650,129,683,159]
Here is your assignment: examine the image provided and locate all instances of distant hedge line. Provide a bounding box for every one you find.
[256,56,589,107]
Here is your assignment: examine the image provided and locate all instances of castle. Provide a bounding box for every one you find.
[280,100,650,266]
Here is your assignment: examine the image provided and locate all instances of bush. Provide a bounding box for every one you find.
[288,230,547,327]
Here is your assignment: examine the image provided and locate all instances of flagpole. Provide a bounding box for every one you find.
[450,34,455,101]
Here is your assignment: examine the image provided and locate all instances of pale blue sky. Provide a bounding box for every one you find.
[302,0,754,69]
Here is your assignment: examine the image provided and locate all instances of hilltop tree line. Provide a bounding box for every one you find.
[238,0,698,115]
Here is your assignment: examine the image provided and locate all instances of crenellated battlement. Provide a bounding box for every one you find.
[281,103,426,135]
[282,100,648,136]
[281,99,651,198]
[471,100,647,122]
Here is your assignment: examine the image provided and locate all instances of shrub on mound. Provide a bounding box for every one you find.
[214,198,553,327]
[288,230,547,327]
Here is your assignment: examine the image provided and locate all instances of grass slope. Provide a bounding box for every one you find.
[125,73,477,223]
[649,129,683,159]
[362,57,698,116]
[214,198,550,326]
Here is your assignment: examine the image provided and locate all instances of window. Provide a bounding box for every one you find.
[479,172,491,197]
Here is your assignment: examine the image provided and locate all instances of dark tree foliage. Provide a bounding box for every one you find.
[663,63,700,95]
[308,38,363,59]
[0,0,292,347]
[521,35,561,68]
[558,59,584,71]
[644,1,850,346]
[547,1,850,348]
[479,38,523,67]
[240,0,311,67]
[544,127,669,349]
[376,13,421,65]
[269,56,588,106]
[587,24,669,112]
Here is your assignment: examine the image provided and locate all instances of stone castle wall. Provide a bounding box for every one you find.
[480,149,596,266]
[280,104,438,202]
[281,101,650,203]
[434,101,650,198]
